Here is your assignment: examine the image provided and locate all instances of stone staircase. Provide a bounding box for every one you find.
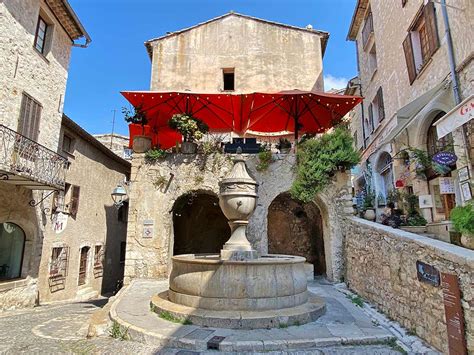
[76,287,99,302]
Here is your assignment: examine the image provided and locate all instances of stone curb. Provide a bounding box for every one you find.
[108,283,396,351]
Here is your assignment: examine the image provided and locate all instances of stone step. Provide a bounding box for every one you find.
[76,287,99,302]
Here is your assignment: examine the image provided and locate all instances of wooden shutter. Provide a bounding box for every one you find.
[18,93,41,141]
[377,87,385,122]
[402,34,417,84]
[70,185,80,217]
[423,1,439,57]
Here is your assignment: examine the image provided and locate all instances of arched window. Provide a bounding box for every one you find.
[0,223,25,280]
[427,112,453,158]
[376,152,393,205]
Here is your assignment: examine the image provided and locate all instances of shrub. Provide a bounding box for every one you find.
[256,150,273,171]
[290,127,360,203]
[450,203,474,236]
[145,148,167,163]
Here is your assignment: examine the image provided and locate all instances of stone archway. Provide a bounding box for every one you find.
[172,191,230,255]
[267,192,326,276]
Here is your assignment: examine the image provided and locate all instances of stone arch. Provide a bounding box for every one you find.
[414,106,451,148]
[374,151,394,204]
[267,192,326,277]
[171,190,230,255]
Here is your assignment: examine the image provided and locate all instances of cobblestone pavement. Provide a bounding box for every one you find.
[0,298,404,354]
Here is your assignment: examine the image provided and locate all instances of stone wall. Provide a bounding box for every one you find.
[345,217,474,353]
[124,152,353,284]
[148,14,325,92]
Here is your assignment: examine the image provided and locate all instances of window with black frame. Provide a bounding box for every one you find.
[0,223,25,281]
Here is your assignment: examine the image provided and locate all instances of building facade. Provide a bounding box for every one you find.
[0,0,89,310]
[347,0,473,238]
[37,115,130,303]
[124,13,357,284]
[93,133,131,160]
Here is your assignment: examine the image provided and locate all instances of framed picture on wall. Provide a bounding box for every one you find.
[458,166,470,182]
[461,182,472,201]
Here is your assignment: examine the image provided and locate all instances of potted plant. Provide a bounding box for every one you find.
[450,203,474,249]
[276,138,292,154]
[399,192,428,234]
[123,105,151,153]
[363,190,376,221]
[168,113,209,154]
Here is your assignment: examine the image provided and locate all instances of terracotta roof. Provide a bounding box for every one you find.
[145,12,329,59]
[62,115,131,169]
[45,0,91,45]
[347,0,369,41]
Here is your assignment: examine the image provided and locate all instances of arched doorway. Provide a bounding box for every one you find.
[172,191,230,255]
[267,193,326,276]
[0,222,25,280]
[376,152,394,206]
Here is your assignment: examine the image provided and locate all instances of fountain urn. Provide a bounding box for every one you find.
[219,154,259,260]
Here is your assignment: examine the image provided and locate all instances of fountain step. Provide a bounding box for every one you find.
[150,290,326,329]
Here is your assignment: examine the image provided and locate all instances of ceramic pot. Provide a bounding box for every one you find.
[364,209,376,221]
[461,234,474,250]
[132,136,152,153]
[181,141,197,154]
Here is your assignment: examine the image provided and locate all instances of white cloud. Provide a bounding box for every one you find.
[324,74,349,92]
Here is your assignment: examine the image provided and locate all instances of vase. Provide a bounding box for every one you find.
[132,135,152,153]
[460,234,474,250]
[181,142,197,154]
[364,209,376,221]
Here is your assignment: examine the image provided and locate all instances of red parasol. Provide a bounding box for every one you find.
[240,90,363,138]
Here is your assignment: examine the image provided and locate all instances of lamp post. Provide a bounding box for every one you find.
[111,185,127,208]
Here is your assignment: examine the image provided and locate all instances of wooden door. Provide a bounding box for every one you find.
[78,247,89,286]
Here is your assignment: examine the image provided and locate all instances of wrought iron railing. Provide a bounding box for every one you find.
[0,124,67,189]
[362,12,374,48]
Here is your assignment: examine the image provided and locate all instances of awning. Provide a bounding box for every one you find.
[433,94,473,138]
[381,79,448,145]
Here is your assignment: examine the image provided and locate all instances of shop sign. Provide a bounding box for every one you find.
[143,219,154,239]
[439,177,455,194]
[434,94,473,139]
[52,212,68,234]
[432,151,457,166]
[416,261,440,286]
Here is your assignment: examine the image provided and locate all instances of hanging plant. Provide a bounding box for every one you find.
[168,114,209,142]
[290,127,360,203]
[122,105,148,135]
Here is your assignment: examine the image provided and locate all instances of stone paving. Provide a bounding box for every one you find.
[0,279,438,354]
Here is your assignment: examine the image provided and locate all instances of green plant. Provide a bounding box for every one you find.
[108,321,131,341]
[159,311,192,325]
[168,113,209,142]
[406,214,427,226]
[450,203,474,236]
[346,294,364,307]
[256,150,273,171]
[152,174,168,189]
[387,189,401,205]
[407,148,431,178]
[278,322,288,328]
[363,190,376,210]
[194,175,204,184]
[122,105,148,135]
[400,192,427,226]
[291,127,360,203]
[201,140,221,155]
[145,148,167,163]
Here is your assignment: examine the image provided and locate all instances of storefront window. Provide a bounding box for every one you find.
[0,223,25,280]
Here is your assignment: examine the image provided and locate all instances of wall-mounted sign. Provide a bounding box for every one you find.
[418,195,433,209]
[458,166,470,182]
[432,151,457,166]
[143,219,154,239]
[461,182,472,201]
[441,273,468,355]
[439,177,455,194]
[434,94,473,139]
[416,261,440,286]
[52,212,68,234]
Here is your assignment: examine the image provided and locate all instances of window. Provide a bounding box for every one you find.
[94,245,104,270]
[376,153,394,205]
[55,184,80,217]
[69,185,80,217]
[403,2,439,84]
[368,43,378,77]
[34,16,49,54]
[362,10,374,49]
[427,112,453,158]
[368,87,385,131]
[62,134,74,154]
[223,68,235,91]
[0,223,25,281]
[18,93,42,141]
[49,247,69,277]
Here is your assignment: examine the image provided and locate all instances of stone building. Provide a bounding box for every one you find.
[347,0,473,236]
[0,0,90,309]
[123,13,357,284]
[93,133,131,160]
[36,115,130,303]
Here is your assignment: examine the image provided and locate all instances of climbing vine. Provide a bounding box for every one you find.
[290,127,360,203]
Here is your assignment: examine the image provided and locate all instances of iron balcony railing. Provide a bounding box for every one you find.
[0,124,67,190]
[362,12,374,49]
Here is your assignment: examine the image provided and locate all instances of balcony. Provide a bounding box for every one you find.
[362,12,374,50]
[0,124,67,190]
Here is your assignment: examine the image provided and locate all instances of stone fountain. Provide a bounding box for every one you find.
[151,153,325,329]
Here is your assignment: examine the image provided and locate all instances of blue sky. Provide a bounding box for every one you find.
[65,0,357,136]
